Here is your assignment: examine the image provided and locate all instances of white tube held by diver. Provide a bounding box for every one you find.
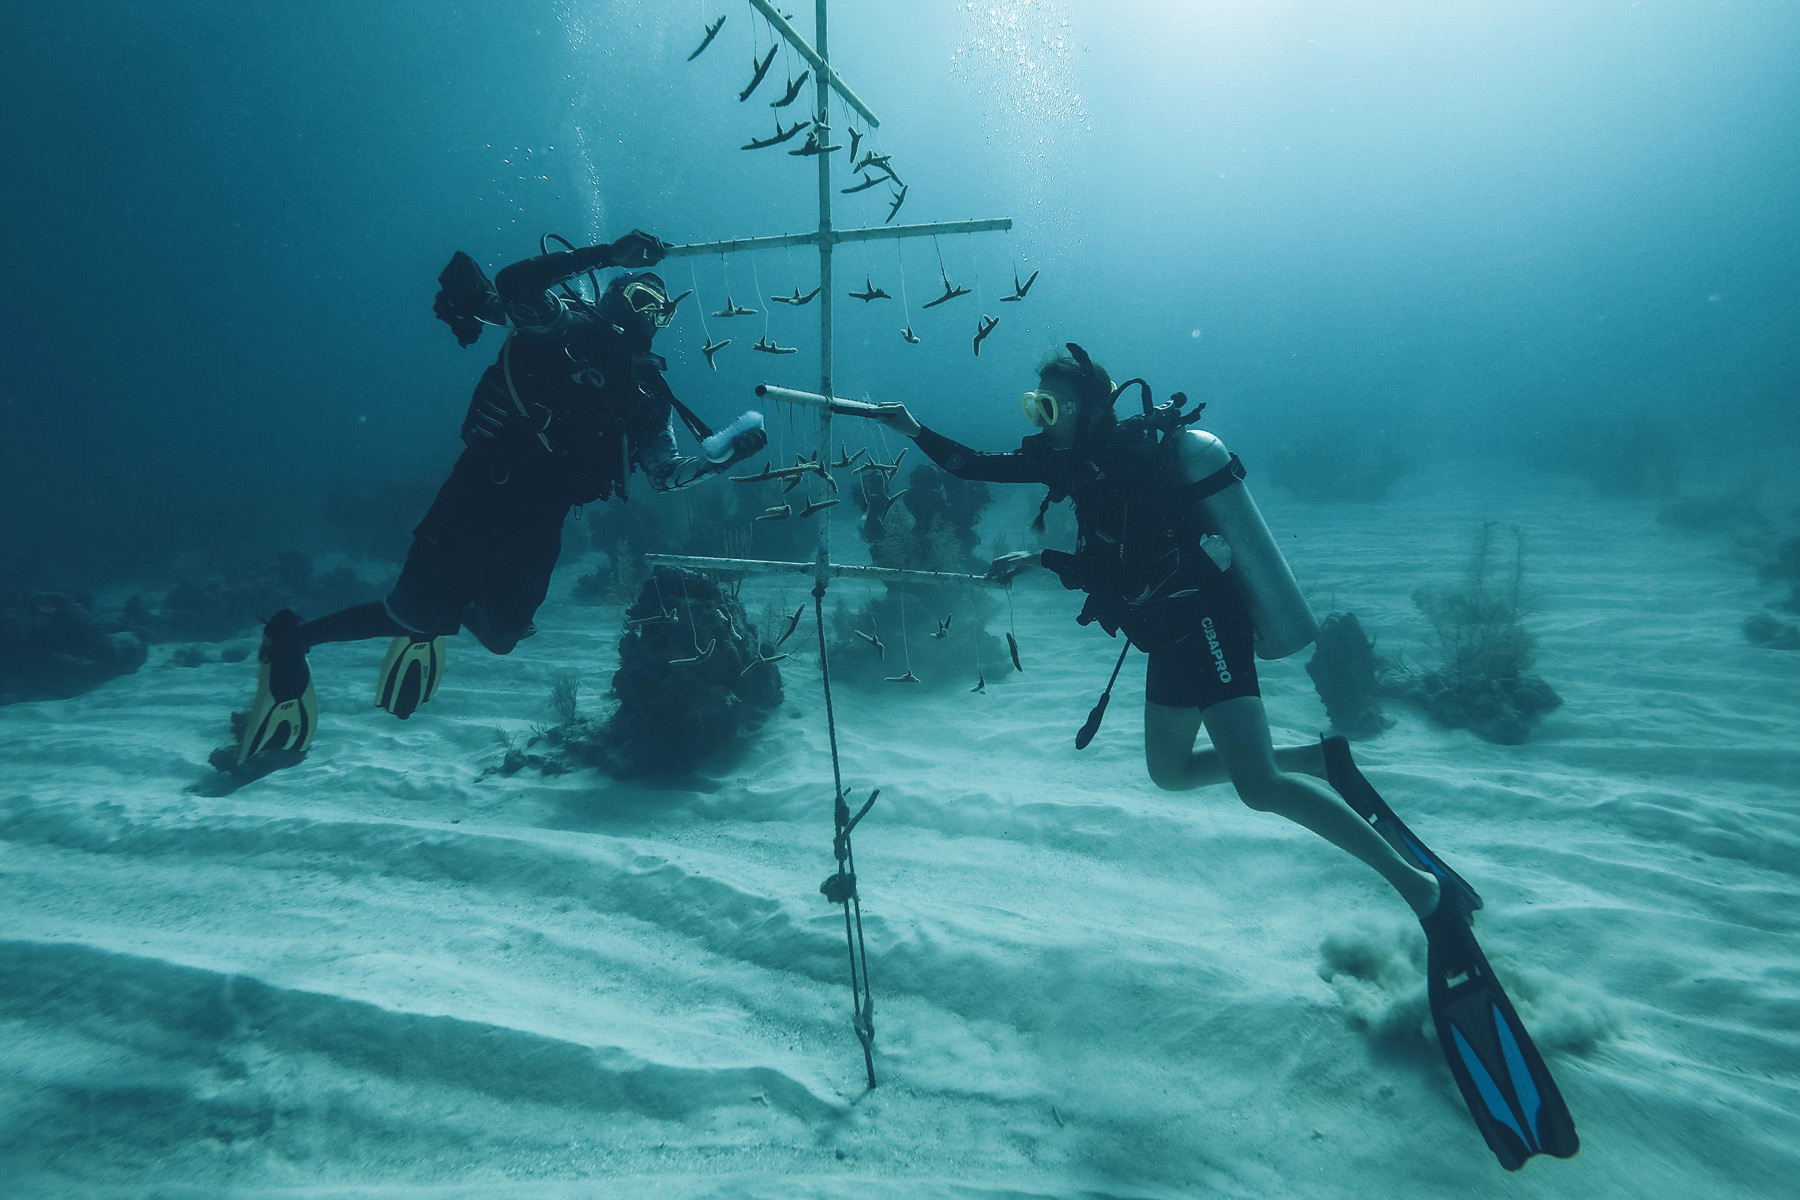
[701,411,765,463]
[1179,430,1319,660]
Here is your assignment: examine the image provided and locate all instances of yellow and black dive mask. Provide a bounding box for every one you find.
[620,278,678,328]
[1021,389,1063,428]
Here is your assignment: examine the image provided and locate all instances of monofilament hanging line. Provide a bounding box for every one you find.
[751,255,770,340]
[679,574,703,654]
[689,262,713,343]
[895,240,912,325]
[812,582,879,1088]
[896,582,914,676]
[970,592,985,687]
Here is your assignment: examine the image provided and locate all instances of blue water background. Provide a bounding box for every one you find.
[1,0,1795,583]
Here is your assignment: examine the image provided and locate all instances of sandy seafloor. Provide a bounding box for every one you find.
[2,469,1797,1199]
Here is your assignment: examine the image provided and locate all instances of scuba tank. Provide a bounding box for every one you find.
[1191,445,1318,660]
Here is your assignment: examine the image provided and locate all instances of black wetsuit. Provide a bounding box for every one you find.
[913,422,1261,710]
[387,249,703,651]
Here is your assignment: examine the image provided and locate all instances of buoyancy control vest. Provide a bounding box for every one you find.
[437,249,718,507]
[1035,418,1243,652]
[1037,404,1318,660]
[457,324,669,505]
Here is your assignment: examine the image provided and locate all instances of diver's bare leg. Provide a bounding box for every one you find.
[1144,700,1324,789]
[1188,696,1439,917]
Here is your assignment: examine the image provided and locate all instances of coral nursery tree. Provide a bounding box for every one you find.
[831,462,1007,688]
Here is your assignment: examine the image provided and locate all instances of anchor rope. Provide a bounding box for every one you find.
[813,581,878,1087]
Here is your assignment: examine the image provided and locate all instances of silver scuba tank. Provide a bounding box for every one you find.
[1177,430,1319,660]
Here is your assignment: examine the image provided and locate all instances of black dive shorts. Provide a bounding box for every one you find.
[386,453,568,652]
[1142,600,1261,711]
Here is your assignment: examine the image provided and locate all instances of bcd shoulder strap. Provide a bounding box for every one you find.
[633,354,715,442]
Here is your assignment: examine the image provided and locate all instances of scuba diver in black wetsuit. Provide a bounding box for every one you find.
[864,344,1446,920]
[235,229,768,764]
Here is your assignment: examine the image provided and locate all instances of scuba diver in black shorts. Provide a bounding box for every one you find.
[235,229,768,765]
[866,348,1586,1171]
[866,344,1443,919]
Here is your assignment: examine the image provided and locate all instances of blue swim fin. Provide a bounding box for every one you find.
[1421,897,1580,1169]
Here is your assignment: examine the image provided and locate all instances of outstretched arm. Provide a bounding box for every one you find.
[866,402,1045,580]
[867,404,1045,485]
[493,230,669,331]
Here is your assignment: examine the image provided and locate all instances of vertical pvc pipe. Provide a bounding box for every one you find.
[813,0,834,589]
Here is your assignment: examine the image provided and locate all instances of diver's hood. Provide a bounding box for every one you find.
[598,271,666,346]
[1064,342,1119,440]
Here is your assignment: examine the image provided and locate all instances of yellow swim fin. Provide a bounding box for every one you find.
[375,634,446,719]
[237,609,317,764]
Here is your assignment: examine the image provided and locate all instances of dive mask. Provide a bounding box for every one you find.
[620,279,678,328]
[1021,389,1063,428]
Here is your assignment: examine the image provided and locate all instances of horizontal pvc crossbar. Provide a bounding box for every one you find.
[662,217,1013,260]
[643,554,1013,588]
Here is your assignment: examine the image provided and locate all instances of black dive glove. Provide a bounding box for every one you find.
[1039,548,1091,591]
[434,251,500,347]
[606,229,670,269]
